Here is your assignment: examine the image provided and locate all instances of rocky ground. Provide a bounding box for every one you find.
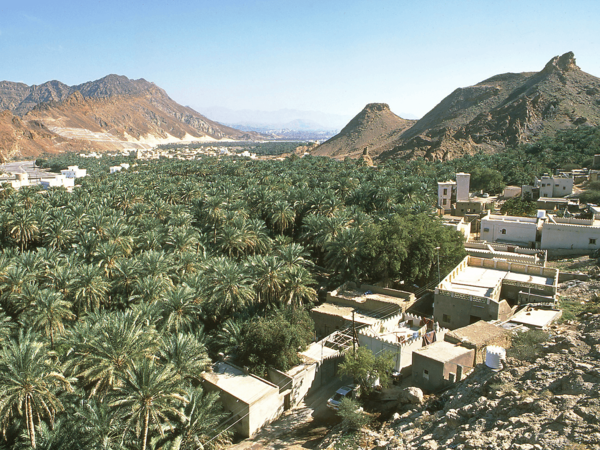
[317,262,600,450]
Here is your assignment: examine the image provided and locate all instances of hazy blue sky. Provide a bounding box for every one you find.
[1,0,598,118]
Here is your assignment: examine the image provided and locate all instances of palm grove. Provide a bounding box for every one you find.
[6,125,598,449]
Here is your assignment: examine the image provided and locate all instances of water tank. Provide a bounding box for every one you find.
[485,346,506,369]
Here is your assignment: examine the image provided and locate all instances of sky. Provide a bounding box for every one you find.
[1,0,599,120]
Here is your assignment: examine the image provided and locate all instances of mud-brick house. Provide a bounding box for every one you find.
[201,362,282,438]
[358,312,448,375]
[311,282,415,339]
[412,341,474,391]
[444,320,511,365]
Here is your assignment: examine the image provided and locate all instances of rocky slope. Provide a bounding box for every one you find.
[319,312,600,450]
[0,75,257,161]
[311,103,416,159]
[318,52,600,162]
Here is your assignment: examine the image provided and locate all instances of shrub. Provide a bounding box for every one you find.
[337,397,370,431]
[508,329,548,361]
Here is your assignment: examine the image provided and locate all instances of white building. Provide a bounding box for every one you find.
[480,213,539,247]
[540,216,600,250]
[502,186,522,199]
[120,163,130,170]
[535,175,573,198]
[61,166,87,179]
[40,175,74,189]
[110,166,123,174]
[438,181,456,212]
[456,172,470,202]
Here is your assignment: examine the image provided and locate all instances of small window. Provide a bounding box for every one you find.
[555,184,559,187]
[423,369,429,380]
[442,314,451,323]
[443,199,447,205]
[443,188,447,195]
[563,186,566,190]
[590,239,597,245]
[501,229,507,235]
[483,227,490,232]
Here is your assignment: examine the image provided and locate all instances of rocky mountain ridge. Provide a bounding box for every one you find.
[314,52,600,162]
[311,103,416,159]
[0,75,257,162]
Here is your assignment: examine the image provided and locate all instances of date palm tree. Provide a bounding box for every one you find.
[110,359,186,450]
[0,332,73,449]
[159,285,202,334]
[65,310,159,398]
[22,289,75,349]
[156,387,231,450]
[159,332,210,382]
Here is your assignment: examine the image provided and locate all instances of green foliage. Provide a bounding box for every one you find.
[579,190,600,204]
[559,295,600,322]
[507,329,549,361]
[500,197,538,217]
[470,167,505,194]
[337,397,370,430]
[361,214,466,285]
[338,347,394,396]
[237,308,314,375]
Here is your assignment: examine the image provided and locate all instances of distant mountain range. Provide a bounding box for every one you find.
[313,52,600,161]
[0,75,257,161]
[197,107,353,132]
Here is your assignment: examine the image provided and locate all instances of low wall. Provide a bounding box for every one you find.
[558,272,590,282]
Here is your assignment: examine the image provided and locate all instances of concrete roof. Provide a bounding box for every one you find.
[311,303,380,326]
[300,341,340,362]
[445,321,509,347]
[446,266,506,297]
[414,341,473,364]
[443,265,554,299]
[506,307,562,329]
[202,362,278,405]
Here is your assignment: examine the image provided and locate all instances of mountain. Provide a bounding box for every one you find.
[381,51,600,161]
[316,52,600,162]
[311,103,416,159]
[0,75,257,162]
[198,106,352,131]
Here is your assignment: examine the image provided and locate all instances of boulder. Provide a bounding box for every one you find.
[399,386,424,404]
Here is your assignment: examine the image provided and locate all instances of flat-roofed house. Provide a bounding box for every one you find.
[480,213,539,247]
[434,256,558,330]
[311,282,416,339]
[444,320,511,365]
[412,341,474,391]
[540,216,600,251]
[201,362,283,438]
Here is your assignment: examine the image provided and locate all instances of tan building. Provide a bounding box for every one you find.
[358,312,447,373]
[412,341,474,391]
[311,282,416,338]
[444,320,511,365]
[434,256,558,330]
[201,362,283,438]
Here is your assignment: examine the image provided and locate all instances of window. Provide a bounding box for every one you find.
[501,229,507,235]
[590,238,597,245]
[443,188,447,195]
[443,199,447,205]
[483,227,490,232]
[563,186,566,190]
[555,184,559,187]
[442,314,451,323]
[423,369,429,380]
